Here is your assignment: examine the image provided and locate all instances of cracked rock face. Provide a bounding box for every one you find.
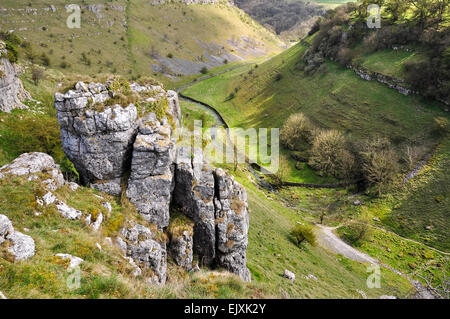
[172,149,250,280]
[0,214,35,261]
[173,147,216,266]
[120,224,167,285]
[55,81,250,282]
[55,81,181,197]
[0,41,31,112]
[55,82,138,196]
[169,230,193,271]
[126,114,176,228]
[214,168,251,282]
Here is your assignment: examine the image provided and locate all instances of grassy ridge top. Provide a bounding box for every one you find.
[0,0,283,85]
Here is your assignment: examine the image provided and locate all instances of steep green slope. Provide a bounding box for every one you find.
[182,42,444,144]
[0,0,284,85]
[383,139,450,252]
[182,42,446,184]
[234,169,413,298]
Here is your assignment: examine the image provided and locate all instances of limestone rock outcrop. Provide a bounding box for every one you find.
[214,168,251,282]
[55,81,181,197]
[55,82,138,196]
[126,114,176,228]
[0,41,31,112]
[0,214,35,261]
[0,152,65,191]
[169,229,194,271]
[173,147,216,266]
[172,149,250,280]
[55,80,250,282]
[119,223,167,285]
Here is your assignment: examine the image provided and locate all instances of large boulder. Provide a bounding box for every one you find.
[0,214,35,261]
[4,231,35,262]
[55,82,138,196]
[126,114,176,229]
[0,152,65,191]
[0,214,14,245]
[173,149,250,281]
[55,81,180,197]
[53,80,251,283]
[0,41,31,112]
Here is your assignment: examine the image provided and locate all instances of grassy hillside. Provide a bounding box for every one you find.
[0,56,418,299]
[0,0,284,85]
[182,43,444,142]
[182,42,446,182]
[0,160,414,298]
[181,38,449,253]
[383,139,450,252]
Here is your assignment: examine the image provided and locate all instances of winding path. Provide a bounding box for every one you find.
[315,225,436,298]
[315,225,377,263]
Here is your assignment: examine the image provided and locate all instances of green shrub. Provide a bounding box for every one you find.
[200,66,208,74]
[291,224,317,247]
[358,137,399,194]
[40,53,50,66]
[5,43,18,63]
[60,61,70,69]
[266,155,290,188]
[308,129,356,179]
[0,31,21,46]
[280,113,314,151]
[434,117,449,136]
[336,47,354,67]
[338,222,372,247]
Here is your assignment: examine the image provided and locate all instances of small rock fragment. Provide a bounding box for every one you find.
[283,269,295,282]
[55,253,83,268]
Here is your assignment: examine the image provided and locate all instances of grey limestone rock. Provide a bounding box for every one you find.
[0,152,65,191]
[0,41,31,112]
[126,114,176,229]
[173,147,216,266]
[0,214,35,261]
[213,168,251,282]
[119,223,167,285]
